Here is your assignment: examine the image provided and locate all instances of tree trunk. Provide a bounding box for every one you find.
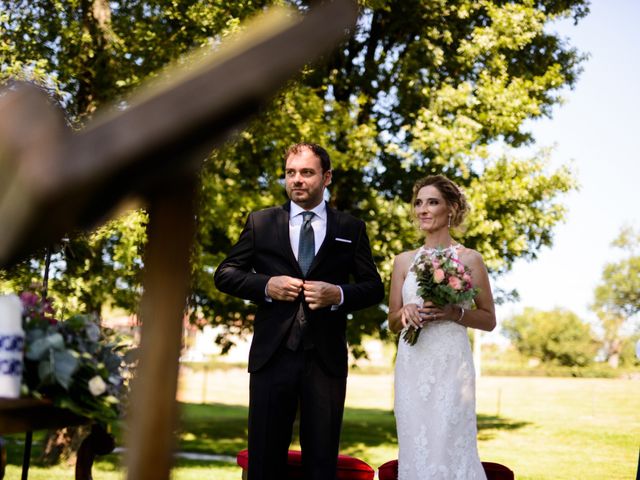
[40,425,91,466]
[607,353,620,369]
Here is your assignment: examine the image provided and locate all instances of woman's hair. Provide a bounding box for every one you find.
[411,175,469,227]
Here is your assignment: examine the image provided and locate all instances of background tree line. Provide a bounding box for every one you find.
[502,226,640,369]
[1,0,591,356]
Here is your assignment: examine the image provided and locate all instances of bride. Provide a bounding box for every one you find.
[388,175,496,480]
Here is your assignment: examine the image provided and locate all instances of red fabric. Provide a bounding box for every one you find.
[482,461,515,480]
[236,449,375,479]
[377,459,398,480]
[377,459,514,480]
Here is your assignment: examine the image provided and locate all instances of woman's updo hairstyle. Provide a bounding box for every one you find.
[411,175,469,228]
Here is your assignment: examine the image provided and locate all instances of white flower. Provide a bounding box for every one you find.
[88,375,107,396]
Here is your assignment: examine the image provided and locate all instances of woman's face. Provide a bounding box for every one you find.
[414,185,451,233]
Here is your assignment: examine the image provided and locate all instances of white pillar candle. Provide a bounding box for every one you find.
[0,294,25,398]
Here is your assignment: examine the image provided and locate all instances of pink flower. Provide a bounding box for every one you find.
[457,264,465,274]
[448,276,462,290]
[433,269,445,283]
[462,273,472,285]
[19,291,40,308]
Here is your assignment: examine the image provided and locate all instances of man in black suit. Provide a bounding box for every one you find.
[214,143,384,480]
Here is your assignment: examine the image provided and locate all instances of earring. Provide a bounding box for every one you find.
[448,213,452,228]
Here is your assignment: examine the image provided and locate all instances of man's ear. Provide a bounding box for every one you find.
[324,170,332,186]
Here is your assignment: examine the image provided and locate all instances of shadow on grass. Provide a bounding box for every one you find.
[477,414,530,441]
[176,402,530,456]
[177,402,249,455]
[0,403,530,470]
[478,414,531,441]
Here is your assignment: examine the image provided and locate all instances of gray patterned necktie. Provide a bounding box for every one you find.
[298,211,315,276]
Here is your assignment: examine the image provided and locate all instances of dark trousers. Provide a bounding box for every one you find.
[247,346,347,480]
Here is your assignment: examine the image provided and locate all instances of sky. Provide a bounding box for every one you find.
[493,0,640,332]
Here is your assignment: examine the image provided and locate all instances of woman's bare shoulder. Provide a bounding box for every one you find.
[393,248,419,272]
[457,245,485,268]
[395,248,419,263]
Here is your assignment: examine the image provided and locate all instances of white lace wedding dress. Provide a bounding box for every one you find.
[394,245,486,480]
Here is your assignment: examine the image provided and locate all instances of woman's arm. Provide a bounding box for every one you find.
[388,251,425,333]
[455,250,496,331]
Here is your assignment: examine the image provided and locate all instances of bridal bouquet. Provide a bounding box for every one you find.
[402,247,479,346]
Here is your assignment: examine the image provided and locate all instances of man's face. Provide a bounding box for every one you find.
[284,147,332,209]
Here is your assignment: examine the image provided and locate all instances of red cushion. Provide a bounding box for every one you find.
[237,449,374,479]
[377,459,398,480]
[482,461,515,480]
[377,459,514,480]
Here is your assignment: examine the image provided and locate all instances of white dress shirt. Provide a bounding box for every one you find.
[289,201,327,259]
[264,201,343,308]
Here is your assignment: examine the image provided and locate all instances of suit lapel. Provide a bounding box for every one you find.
[308,203,337,273]
[278,202,302,273]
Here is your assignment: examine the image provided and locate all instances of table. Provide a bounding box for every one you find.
[0,398,114,479]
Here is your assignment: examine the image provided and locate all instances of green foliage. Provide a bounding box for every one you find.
[593,226,640,318]
[591,226,640,366]
[191,0,587,350]
[0,210,148,317]
[618,332,640,367]
[20,292,131,425]
[502,307,598,367]
[0,1,588,351]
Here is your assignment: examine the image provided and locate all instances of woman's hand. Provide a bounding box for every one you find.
[400,303,423,328]
[401,302,442,328]
[410,302,462,324]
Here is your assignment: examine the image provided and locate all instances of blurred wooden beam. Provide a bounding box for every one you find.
[0,2,358,479]
[0,0,358,268]
[125,179,196,480]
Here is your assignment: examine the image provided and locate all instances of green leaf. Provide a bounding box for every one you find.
[52,349,79,390]
[26,333,64,360]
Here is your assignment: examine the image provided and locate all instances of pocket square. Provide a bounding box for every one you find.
[335,237,352,243]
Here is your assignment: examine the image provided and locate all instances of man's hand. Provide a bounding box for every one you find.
[303,281,341,310]
[266,276,304,302]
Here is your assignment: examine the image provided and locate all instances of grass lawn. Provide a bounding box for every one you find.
[2,368,638,479]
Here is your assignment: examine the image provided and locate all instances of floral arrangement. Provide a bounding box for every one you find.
[402,247,479,346]
[20,292,132,425]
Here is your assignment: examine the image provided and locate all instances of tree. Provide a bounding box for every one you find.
[1,1,588,354]
[0,1,263,314]
[0,211,148,316]
[502,307,597,367]
[190,0,585,352]
[591,226,640,367]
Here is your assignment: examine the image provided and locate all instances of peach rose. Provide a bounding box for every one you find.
[433,268,445,283]
[448,276,462,290]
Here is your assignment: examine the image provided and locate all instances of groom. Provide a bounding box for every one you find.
[214,142,383,480]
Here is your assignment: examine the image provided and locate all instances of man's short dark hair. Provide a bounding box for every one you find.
[284,143,331,172]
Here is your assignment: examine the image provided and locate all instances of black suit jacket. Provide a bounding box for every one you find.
[214,201,384,377]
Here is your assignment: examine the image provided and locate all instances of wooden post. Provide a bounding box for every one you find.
[125,178,196,480]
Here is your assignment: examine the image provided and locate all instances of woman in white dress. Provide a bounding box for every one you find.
[388,175,496,480]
